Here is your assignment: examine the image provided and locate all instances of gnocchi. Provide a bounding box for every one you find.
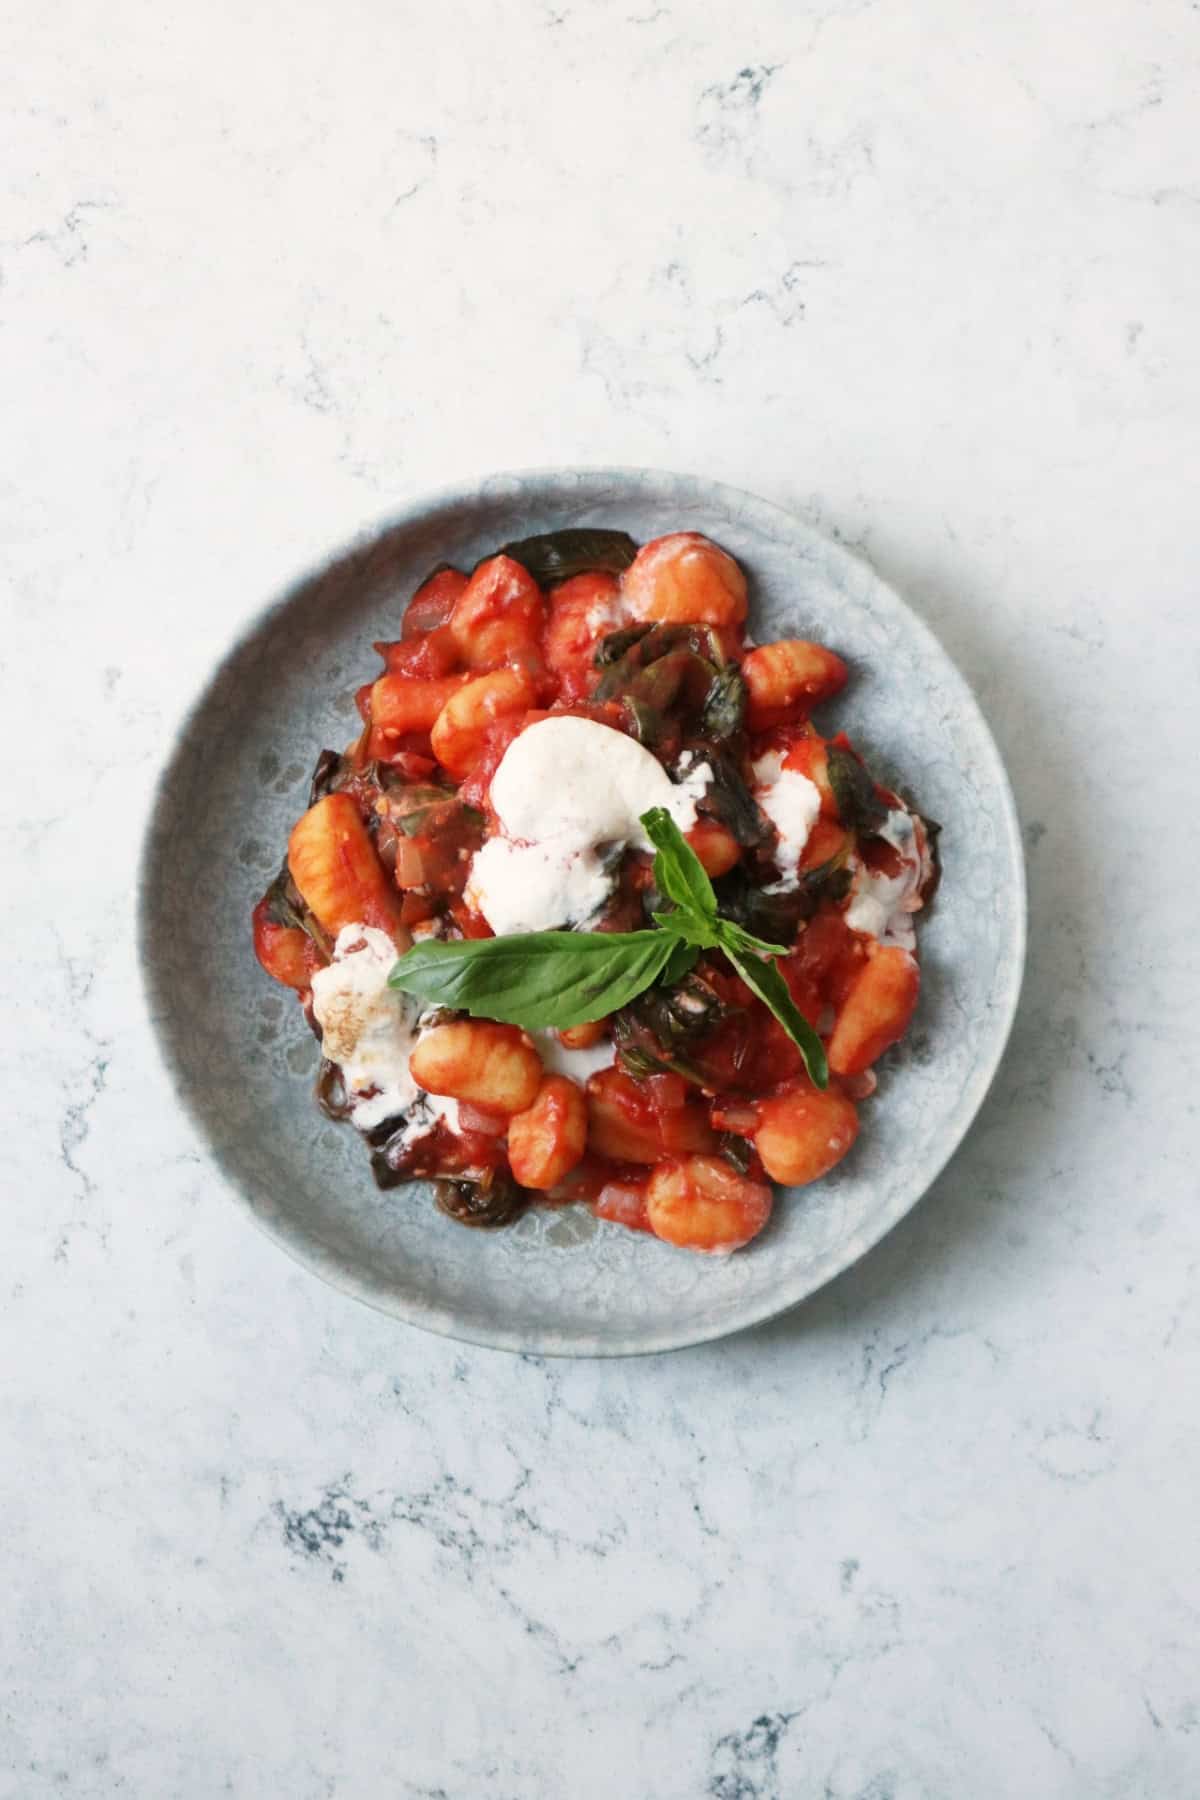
[644,1156,773,1254]
[742,639,848,729]
[449,554,545,669]
[287,794,406,940]
[429,667,537,776]
[586,1067,716,1164]
[410,1020,542,1114]
[370,672,471,738]
[827,945,920,1076]
[754,1088,859,1187]
[622,531,748,627]
[507,1075,588,1189]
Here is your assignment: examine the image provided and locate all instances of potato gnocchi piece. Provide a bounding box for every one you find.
[411,1019,542,1115]
[644,1155,772,1253]
[743,639,848,729]
[287,794,406,941]
[430,667,537,776]
[622,532,747,628]
[827,945,920,1076]
[449,554,545,669]
[754,1087,859,1187]
[507,1075,588,1189]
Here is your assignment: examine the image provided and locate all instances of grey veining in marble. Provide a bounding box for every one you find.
[3,0,1199,1793]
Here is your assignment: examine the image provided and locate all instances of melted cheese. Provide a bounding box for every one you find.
[310,925,459,1138]
[752,751,820,892]
[466,716,709,935]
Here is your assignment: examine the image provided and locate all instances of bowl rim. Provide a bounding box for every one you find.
[137,465,1027,1357]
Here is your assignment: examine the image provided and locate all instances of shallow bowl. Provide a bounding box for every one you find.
[139,469,1025,1355]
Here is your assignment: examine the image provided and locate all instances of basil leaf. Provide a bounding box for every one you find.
[388,785,463,836]
[612,968,735,1088]
[718,920,790,958]
[389,929,679,1029]
[917,814,942,906]
[651,910,718,948]
[640,806,718,924]
[722,942,829,1090]
[434,1169,530,1229]
[663,937,701,985]
[623,695,669,748]
[718,1132,755,1174]
[499,528,638,587]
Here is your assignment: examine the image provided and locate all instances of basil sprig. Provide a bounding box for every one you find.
[389,807,829,1087]
[387,929,697,1030]
[641,809,828,1088]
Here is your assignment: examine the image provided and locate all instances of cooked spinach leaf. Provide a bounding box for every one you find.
[435,1170,531,1228]
[262,864,331,959]
[308,748,345,807]
[700,663,747,738]
[499,527,638,586]
[594,623,654,667]
[827,744,888,834]
[693,748,775,848]
[612,970,736,1087]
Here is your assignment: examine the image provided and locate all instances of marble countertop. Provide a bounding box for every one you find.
[4,2,1198,1794]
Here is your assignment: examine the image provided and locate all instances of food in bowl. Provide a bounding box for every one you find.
[251,527,939,1254]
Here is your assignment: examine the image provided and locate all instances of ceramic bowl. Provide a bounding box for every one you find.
[139,469,1025,1354]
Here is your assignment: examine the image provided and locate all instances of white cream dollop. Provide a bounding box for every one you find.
[466,717,710,936]
[844,809,927,949]
[752,751,821,893]
[310,924,458,1138]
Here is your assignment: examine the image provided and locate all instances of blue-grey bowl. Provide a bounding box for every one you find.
[139,469,1026,1355]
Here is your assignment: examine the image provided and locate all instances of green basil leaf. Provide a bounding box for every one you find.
[651,909,718,948]
[389,929,678,1029]
[640,805,718,923]
[499,528,638,587]
[718,920,790,958]
[722,943,829,1090]
[662,937,701,985]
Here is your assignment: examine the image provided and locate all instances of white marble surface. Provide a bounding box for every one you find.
[3,1,1198,1793]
